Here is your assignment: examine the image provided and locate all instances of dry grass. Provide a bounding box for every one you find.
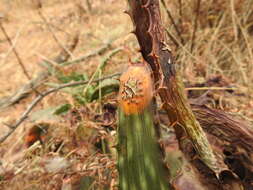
[161,0,253,117]
[0,0,252,189]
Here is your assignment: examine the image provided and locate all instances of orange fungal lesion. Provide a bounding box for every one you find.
[118,63,153,115]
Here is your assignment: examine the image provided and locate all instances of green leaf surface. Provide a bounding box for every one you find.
[53,104,72,115]
[89,78,119,101]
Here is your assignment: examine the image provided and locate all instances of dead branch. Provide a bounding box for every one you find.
[36,9,74,57]
[0,72,48,109]
[192,105,253,189]
[178,0,183,32]
[159,104,253,189]
[61,39,115,66]
[190,0,201,52]
[0,72,121,144]
[161,0,184,44]
[86,0,92,12]
[126,0,220,175]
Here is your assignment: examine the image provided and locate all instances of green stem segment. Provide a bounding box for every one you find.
[117,105,170,190]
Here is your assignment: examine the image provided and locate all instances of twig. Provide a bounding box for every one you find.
[190,0,201,52]
[166,28,199,61]
[86,0,92,12]
[186,87,237,91]
[0,73,121,144]
[230,0,238,42]
[0,21,43,96]
[36,6,74,58]
[161,0,184,44]
[32,21,71,36]
[178,0,183,31]
[2,122,15,129]
[165,29,179,47]
[61,40,114,66]
[2,22,25,65]
[0,22,31,80]
[217,40,248,84]
[82,47,123,95]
